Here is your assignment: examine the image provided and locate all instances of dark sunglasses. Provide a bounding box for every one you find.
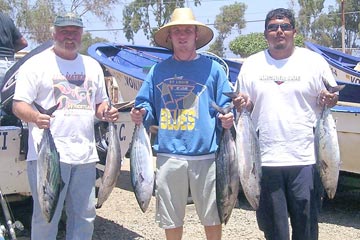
[266,23,293,32]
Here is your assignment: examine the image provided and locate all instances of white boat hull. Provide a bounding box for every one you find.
[329,64,360,85]
[332,105,360,174]
[0,126,31,199]
[107,69,144,103]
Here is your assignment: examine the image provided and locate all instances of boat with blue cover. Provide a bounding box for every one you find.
[305,41,360,103]
[87,42,242,102]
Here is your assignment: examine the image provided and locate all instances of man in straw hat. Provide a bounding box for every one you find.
[13,12,119,240]
[130,7,234,240]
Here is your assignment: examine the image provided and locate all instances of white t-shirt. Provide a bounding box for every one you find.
[238,47,337,167]
[13,48,108,164]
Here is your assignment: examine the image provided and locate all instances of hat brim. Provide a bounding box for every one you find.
[154,21,214,50]
[54,23,84,28]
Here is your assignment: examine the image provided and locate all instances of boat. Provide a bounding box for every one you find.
[87,42,242,103]
[0,40,54,115]
[88,42,360,177]
[331,102,360,175]
[305,41,360,103]
[0,41,54,204]
[0,41,136,203]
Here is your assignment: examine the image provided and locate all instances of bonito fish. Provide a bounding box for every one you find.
[314,79,345,199]
[34,102,64,223]
[96,120,122,208]
[224,91,262,210]
[211,102,239,225]
[130,123,154,213]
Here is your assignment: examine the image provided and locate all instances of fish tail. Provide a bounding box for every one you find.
[34,102,60,116]
[321,77,346,93]
[223,80,241,99]
[211,101,233,114]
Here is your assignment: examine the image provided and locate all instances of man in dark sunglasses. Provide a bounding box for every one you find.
[264,9,297,58]
[232,8,339,240]
[266,23,293,32]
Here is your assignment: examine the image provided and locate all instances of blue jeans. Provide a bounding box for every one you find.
[256,165,322,240]
[0,59,14,88]
[27,161,97,240]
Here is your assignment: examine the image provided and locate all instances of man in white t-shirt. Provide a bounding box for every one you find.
[233,8,339,240]
[12,12,118,240]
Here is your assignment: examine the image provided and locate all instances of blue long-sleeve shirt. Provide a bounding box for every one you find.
[135,55,232,156]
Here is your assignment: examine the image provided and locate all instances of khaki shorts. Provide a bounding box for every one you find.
[155,154,220,229]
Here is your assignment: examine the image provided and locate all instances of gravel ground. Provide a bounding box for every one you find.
[6,158,360,240]
[91,158,360,240]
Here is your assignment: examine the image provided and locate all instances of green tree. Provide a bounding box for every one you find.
[80,32,108,55]
[122,0,201,45]
[297,0,326,40]
[338,0,360,48]
[208,2,247,57]
[207,36,225,57]
[0,0,120,44]
[229,32,304,58]
[229,33,267,58]
[296,0,359,48]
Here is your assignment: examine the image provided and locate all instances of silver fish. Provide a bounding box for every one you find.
[314,80,345,199]
[34,102,64,223]
[211,102,239,225]
[130,123,154,213]
[224,91,262,210]
[96,121,122,208]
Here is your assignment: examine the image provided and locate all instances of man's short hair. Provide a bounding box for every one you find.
[265,8,295,30]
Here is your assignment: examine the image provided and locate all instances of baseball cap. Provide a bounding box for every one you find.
[54,12,84,28]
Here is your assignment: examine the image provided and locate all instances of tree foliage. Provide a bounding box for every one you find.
[208,2,246,57]
[229,0,359,57]
[296,0,360,48]
[122,0,201,45]
[0,0,120,44]
[80,32,108,55]
[229,32,304,58]
[207,36,225,57]
[297,0,325,40]
[229,33,267,58]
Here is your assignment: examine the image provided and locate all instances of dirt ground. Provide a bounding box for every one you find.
[5,158,360,240]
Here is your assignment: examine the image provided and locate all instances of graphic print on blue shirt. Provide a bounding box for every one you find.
[157,75,206,131]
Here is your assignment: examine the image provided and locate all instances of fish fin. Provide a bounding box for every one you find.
[127,124,140,158]
[95,202,103,209]
[60,178,65,192]
[320,159,329,170]
[251,162,256,175]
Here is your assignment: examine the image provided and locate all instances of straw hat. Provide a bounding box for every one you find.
[154,8,214,50]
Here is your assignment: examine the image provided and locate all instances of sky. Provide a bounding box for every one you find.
[22,0,337,56]
[85,0,295,57]
[82,0,337,57]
